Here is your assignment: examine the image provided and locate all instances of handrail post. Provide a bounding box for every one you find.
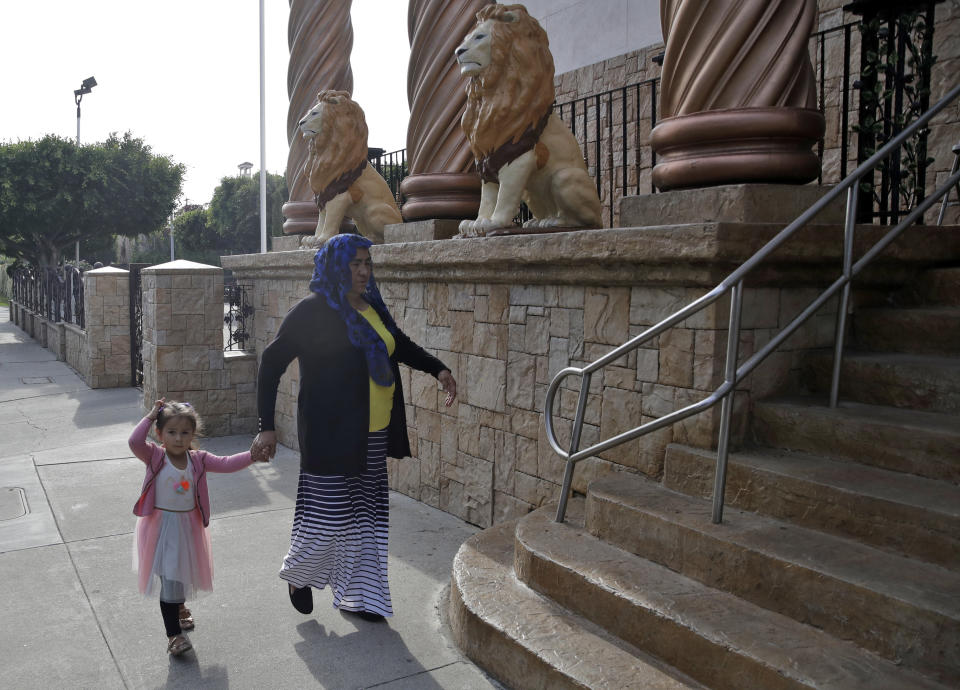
[830,186,859,407]
[555,373,591,523]
[712,281,743,524]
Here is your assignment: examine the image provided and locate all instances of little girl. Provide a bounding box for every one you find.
[130,398,261,656]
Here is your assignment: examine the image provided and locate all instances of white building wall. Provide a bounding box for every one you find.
[520,0,662,75]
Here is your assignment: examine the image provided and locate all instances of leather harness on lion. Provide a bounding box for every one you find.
[299,90,401,246]
[455,4,601,237]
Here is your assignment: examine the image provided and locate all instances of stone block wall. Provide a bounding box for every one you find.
[45,322,66,361]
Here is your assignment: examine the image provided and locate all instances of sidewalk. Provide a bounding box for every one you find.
[0,307,501,689]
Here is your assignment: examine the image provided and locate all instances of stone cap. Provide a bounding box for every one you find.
[85,266,129,275]
[222,224,960,288]
[142,259,221,274]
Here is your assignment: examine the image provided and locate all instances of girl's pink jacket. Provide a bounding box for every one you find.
[129,416,253,527]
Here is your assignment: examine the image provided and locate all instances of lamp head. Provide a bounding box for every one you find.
[75,76,97,97]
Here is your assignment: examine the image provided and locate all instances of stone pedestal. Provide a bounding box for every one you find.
[620,184,845,227]
[384,219,462,244]
[141,260,234,436]
[270,235,303,253]
[83,266,131,389]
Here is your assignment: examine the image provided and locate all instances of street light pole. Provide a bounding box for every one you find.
[259,0,267,253]
[73,76,97,264]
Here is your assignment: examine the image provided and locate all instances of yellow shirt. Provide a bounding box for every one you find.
[357,306,396,432]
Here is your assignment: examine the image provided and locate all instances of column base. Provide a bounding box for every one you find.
[400,173,482,222]
[651,108,825,192]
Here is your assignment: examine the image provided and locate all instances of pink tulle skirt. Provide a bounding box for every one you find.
[133,508,213,600]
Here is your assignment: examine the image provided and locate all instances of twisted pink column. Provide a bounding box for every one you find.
[399,0,490,221]
[652,0,824,190]
[283,0,354,234]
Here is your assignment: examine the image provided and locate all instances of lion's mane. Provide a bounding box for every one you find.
[461,4,556,160]
[305,90,369,196]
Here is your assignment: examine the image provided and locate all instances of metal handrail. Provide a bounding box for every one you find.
[545,82,960,524]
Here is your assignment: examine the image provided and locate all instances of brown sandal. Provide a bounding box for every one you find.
[178,604,195,630]
[167,634,192,656]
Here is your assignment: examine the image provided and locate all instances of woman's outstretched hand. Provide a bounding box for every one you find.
[251,431,277,463]
[438,370,457,407]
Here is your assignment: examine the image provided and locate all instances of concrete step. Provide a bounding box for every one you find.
[662,443,960,568]
[449,519,704,690]
[751,397,960,483]
[852,306,960,355]
[515,505,952,690]
[803,351,960,414]
[915,267,960,305]
[585,474,960,684]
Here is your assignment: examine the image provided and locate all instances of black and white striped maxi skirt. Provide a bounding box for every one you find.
[279,430,392,617]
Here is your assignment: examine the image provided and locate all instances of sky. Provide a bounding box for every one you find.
[0,1,412,205]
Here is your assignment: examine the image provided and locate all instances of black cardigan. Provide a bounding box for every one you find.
[256,292,448,475]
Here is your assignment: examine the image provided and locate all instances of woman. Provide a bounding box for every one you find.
[253,233,456,621]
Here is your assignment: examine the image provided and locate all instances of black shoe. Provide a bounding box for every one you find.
[288,584,313,614]
[341,608,384,622]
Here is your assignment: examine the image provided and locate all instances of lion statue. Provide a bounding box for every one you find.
[299,90,401,247]
[455,4,601,237]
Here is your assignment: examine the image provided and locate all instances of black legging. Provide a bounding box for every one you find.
[160,601,182,637]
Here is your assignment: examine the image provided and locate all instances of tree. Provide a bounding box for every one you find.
[205,172,288,255]
[170,207,223,265]
[0,133,183,266]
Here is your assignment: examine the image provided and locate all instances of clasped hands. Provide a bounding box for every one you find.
[251,431,276,463]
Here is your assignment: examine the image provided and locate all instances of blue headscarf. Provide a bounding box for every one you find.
[309,233,398,386]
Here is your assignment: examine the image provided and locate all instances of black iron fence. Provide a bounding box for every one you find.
[63,266,85,328]
[551,77,660,228]
[127,264,149,388]
[224,283,254,351]
[12,266,85,329]
[368,148,408,207]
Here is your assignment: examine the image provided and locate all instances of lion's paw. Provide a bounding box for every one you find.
[456,218,494,238]
[300,235,325,249]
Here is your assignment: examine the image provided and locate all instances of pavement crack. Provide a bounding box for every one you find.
[363,661,461,688]
[24,419,48,433]
[0,388,89,404]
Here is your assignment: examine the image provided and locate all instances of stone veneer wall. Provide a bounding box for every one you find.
[550,0,960,227]
[63,323,87,380]
[374,264,838,529]
[227,206,904,528]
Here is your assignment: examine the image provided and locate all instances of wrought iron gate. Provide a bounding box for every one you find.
[128,264,148,387]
